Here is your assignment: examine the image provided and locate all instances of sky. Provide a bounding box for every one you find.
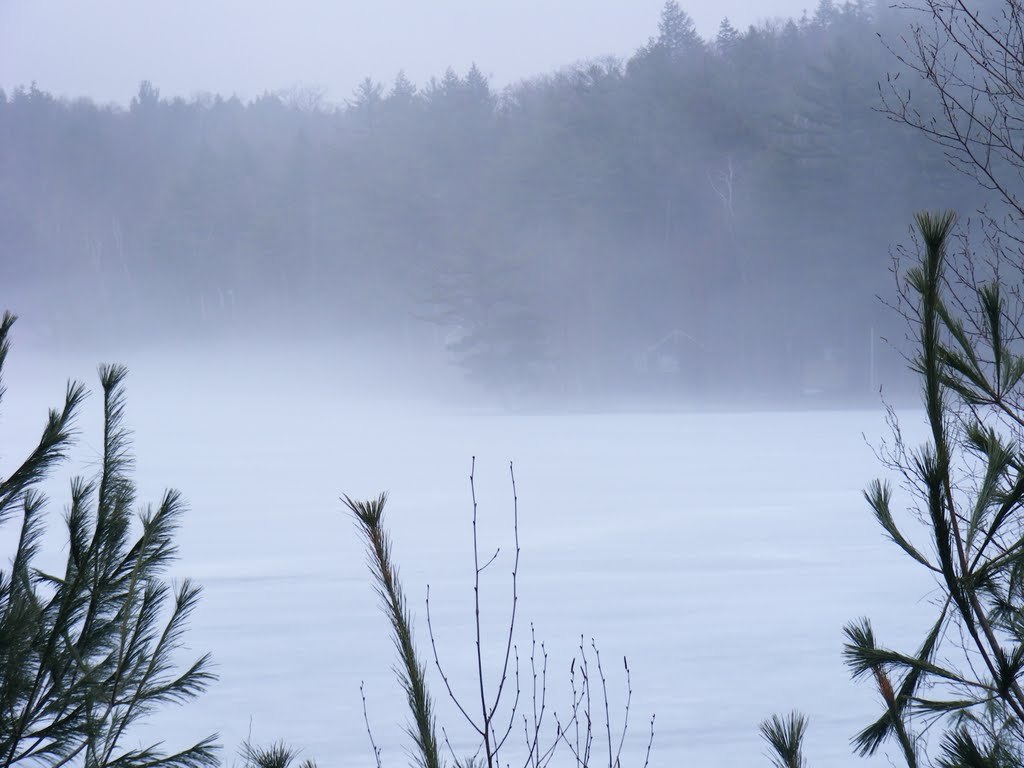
[0,0,814,105]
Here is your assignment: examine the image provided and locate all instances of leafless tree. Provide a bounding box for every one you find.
[882,1,1024,218]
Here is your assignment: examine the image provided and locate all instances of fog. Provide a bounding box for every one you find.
[3,0,980,406]
[1,1,813,105]
[0,348,934,767]
[0,0,999,766]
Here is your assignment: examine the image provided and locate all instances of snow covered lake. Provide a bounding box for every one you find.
[0,348,934,768]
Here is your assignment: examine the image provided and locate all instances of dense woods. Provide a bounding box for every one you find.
[0,1,980,401]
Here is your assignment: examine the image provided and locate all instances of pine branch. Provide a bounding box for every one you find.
[346,493,443,768]
[760,711,808,768]
[0,327,216,768]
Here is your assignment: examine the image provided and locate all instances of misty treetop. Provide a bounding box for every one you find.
[1,0,976,400]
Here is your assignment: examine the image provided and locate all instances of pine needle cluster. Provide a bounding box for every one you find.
[345,493,442,768]
[0,311,217,768]
[762,212,1024,767]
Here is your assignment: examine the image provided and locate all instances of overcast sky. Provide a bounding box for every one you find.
[1,1,813,105]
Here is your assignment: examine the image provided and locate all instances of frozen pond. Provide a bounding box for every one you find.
[0,348,934,768]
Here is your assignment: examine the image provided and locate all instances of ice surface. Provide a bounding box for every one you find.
[0,353,934,767]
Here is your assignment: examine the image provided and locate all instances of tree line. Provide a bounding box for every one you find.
[0,0,981,401]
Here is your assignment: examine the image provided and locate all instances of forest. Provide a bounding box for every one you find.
[0,0,982,402]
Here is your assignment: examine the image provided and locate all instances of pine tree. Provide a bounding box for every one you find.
[657,1,703,58]
[715,18,740,55]
[837,211,1024,765]
[812,0,837,29]
[463,63,494,110]
[387,70,417,106]
[130,80,160,115]
[763,211,1024,765]
[434,67,462,102]
[0,311,217,768]
[349,77,384,133]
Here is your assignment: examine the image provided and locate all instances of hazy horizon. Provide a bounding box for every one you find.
[3,2,1016,765]
[2,0,815,104]
[1,1,956,406]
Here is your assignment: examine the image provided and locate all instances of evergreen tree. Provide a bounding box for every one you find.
[763,211,1024,765]
[716,18,740,54]
[657,1,704,58]
[349,77,384,133]
[130,80,160,115]
[0,312,217,768]
[463,62,494,111]
[813,0,838,28]
[387,70,417,106]
[426,67,463,107]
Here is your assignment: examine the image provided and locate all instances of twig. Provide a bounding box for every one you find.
[360,682,384,768]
